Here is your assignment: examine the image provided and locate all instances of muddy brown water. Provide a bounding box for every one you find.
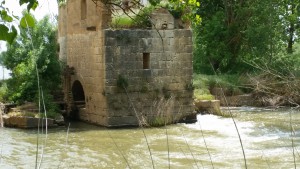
[0,107,299,168]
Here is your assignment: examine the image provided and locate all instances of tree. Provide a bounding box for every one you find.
[193,0,299,74]
[281,0,300,53]
[0,14,61,110]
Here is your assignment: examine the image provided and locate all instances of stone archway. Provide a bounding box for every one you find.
[72,80,86,108]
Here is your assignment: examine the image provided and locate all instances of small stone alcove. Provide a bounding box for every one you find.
[81,0,87,20]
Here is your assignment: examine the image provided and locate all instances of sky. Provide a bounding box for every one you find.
[0,0,58,79]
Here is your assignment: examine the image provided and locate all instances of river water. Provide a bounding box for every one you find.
[0,107,299,169]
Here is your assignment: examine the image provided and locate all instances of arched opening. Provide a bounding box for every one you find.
[69,80,85,120]
[70,80,85,119]
[81,0,87,20]
[72,80,85,104]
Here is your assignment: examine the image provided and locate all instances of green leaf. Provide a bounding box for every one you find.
[20,13,35,28]
[0,24,17,44]
[0,24,9,41]
[19,0,38,11]
[1,10,13,22]
[6,25,17,44]
[28,1,38,11]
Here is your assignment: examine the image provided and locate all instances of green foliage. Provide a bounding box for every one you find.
[193,74,248,99]
[0,15,61,115]
[194,89,214,100]
[0,81,8,102]
[117,74,128,89]
[167,0,201,23]
[19,0,39,11]
[39,89,60,118]
[0,0,38,44]
[147,0,201,23]
[20,13,35,28]
[57,0,67,7]
[132,6,154,29]
[193,0,300,74]
[111,16,133,29]
[0,25,17,44]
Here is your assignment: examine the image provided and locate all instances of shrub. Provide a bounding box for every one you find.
[132,6,154,29]
[111,16,133,29]
[0,81,9,102]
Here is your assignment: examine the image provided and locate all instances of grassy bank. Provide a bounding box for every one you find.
[193,72,300,107]
[193,74,248,100]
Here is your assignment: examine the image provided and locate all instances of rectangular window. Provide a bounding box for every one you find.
[143,53,150,69]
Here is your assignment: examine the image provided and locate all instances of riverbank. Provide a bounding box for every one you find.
[0,102,64,128]
[193,73,300,107]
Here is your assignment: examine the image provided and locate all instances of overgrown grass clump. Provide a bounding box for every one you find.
[193,74,249,100]
[111,16,134,29]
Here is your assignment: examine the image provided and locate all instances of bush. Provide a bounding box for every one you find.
[0,81,9,102]
[132,6,154,29]
[111,16,133,29]
[193,74,249,99]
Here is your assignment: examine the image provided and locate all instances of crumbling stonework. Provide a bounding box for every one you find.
[58,0,194,127]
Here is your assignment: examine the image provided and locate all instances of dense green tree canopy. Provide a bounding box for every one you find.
[193,0,300,74]
[0,15,61,104]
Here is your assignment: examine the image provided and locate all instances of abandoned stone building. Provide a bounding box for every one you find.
[58,0,194,127]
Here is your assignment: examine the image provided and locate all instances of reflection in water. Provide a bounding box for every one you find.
[0,107,299,168]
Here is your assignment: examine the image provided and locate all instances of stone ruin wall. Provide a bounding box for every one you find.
[104,29,194,126]
[58,0,112,125]
[58,0,194,126]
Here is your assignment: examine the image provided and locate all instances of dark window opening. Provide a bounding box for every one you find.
[143,53,150,69]
[86,26,96,31]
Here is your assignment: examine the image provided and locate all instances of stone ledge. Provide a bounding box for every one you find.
[194,100,221,115]
[3,116,55,129]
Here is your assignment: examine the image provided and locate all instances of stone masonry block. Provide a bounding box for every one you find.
[105,30,116,38]
[105,38,116,46]
[149,30,162,38]
[164,30,175,38]
[105,46,115,57]
[105,52,113,63]
[107,116,138,127]
[174,29,192,37]
[185,45,193,53]
[136,30,151,38]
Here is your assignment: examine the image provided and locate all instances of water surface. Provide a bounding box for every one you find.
[0,107,299,168]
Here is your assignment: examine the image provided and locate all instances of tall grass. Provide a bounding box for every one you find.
[23,16,49,169]
[111,16,133,29]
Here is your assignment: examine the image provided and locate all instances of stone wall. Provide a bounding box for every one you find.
[58,0,194,127]
[58,0,111,126]
[104,29,194,126]
[66,31,108,125]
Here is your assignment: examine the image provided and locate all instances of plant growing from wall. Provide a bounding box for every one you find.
[117,74,128,89]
